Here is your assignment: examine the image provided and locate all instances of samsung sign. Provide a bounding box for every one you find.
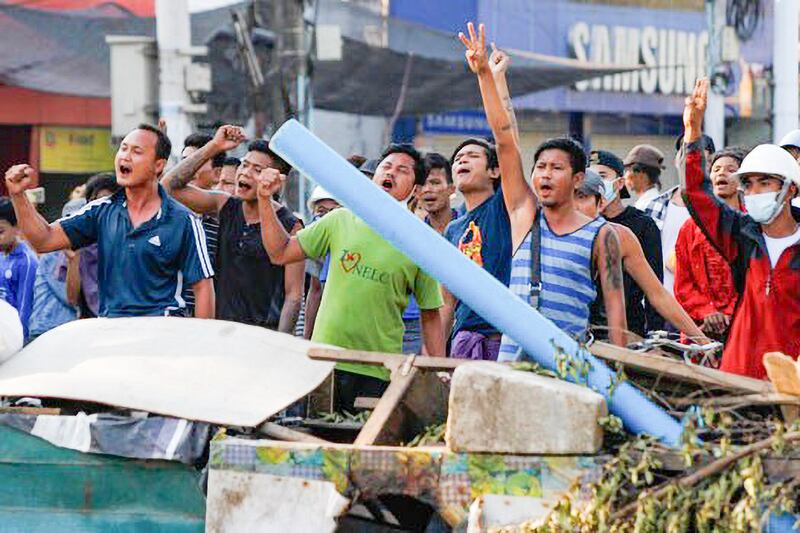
[569,22,709,96]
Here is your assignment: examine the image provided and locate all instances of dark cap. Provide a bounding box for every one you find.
[623,144,665,170]
[577,168,604,198]
[359,159,379,176]
[589,150,624,177]
[589,150,630,199]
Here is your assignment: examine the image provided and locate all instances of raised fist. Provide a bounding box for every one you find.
[489,42,510,77]
[257,167,286,200]
[4,164,35,196]
[212,125,247,152]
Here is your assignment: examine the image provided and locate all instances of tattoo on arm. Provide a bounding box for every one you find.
[164,148,210,190]
[502,95,518,137]
[603,228,623,290]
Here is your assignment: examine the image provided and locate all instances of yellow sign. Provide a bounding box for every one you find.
[40,127,116,174]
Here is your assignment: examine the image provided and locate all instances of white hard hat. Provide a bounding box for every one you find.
[779,129,800,150]
[731,144,800,188]
[306,186,338,212]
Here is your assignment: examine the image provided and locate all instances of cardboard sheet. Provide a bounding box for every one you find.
[0,318,336,426]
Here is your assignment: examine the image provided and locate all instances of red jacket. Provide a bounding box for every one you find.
[682,141,800,379]
[674,218,739,322]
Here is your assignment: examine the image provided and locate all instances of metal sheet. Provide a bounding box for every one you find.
[0,318,335,427]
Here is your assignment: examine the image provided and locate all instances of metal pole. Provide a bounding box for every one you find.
[155,0,193,160]
[704,0,726,149]
[296,1,309,221]
[773,0,799,142]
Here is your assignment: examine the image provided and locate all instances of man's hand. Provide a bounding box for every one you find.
[5,164,36,196]
[683,78,708,143]
[258,168,286,200]
[458,22,489,74]
[701,311,730,335]
[489,42,510,77]
[211,125,247,153]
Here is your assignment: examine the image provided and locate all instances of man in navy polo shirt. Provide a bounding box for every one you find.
[4,124,215,318]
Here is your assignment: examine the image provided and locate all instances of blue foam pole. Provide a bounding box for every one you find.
[270,119,683,447]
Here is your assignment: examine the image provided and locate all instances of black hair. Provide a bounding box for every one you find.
[424,152,453,184]
[380,143,426,185]
[85,172,120,201]
[183,133,213,150]
[450,138,499,170]
[630,163,661,188]
[710,148,745,169]
[347,154,367,168]
[136,123,171,161]
[212,152,227,168]
[675,133,716,154]
[223,156,241,167]
[0,198,16,226]
[247,139,292,174]
[533,136,587,174]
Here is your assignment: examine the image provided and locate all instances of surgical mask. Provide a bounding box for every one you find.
[602,178,620,203]
[744,180,790,224]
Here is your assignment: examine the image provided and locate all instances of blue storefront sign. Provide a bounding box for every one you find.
[473,0,773,117]
[422,111,492,137]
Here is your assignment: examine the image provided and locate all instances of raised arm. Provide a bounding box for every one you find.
[489,43,520,147]
[616,224,709,343]
[459,23,536,242]
[5,165,70,253]
[256,168,308,265]
[680,78,741,261]
[595,224,627,346]
[161,125,244,215]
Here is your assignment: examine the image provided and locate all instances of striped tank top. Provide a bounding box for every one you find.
[498,214,605,362]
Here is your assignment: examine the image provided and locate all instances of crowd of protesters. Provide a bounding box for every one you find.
[2,21,800,397]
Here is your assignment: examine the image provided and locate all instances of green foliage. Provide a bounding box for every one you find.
[497,411,800,532]
[406,423,446,447]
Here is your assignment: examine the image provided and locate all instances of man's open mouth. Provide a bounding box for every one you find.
[381,179,394,191]
[456,167,470,176]
[119,164,132,176]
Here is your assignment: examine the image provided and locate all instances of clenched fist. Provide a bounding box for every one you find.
[257,168,286,200]
[489,42,510,77]
[212,125,247,153]
[5,164,35,196]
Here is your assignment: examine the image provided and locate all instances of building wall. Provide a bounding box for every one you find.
[0,86,110,127]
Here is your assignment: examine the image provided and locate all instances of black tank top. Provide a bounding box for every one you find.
[215,198,299,329]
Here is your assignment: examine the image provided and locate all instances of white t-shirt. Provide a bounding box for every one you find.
[634,187,661,211]
[661,202,690,294]
[764,226,800,268]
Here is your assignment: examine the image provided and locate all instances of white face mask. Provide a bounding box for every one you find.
[744,180,790,224]
[602,178,620,203]
[744,191,780,223]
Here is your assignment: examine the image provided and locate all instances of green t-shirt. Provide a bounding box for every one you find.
[296,208,443,380]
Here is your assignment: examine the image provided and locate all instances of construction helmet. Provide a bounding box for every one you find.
[731,144,800,188]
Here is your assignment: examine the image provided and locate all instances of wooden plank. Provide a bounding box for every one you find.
[307,347,470,371]
[354,397,380,410]
[671,393,800,408]
[257,422,333,444]
[0,406,61,416]
[354,367,419,446]
[589,342,773,394]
